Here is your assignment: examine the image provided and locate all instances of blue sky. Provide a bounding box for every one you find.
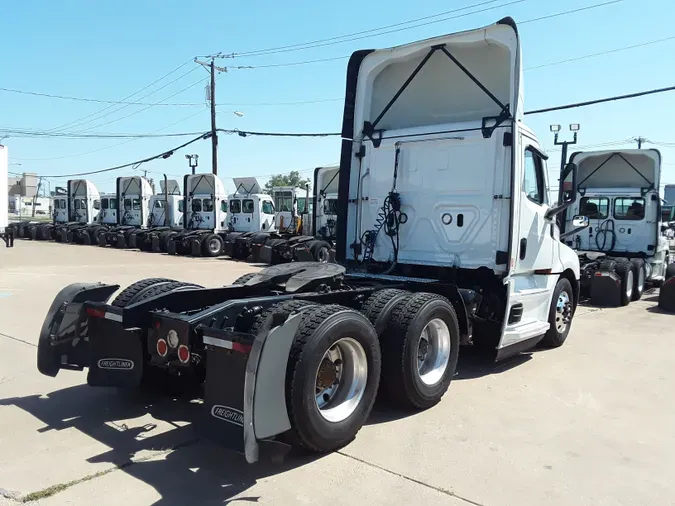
[1,0,674,195]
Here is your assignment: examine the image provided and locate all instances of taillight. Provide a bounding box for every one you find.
[232,342,252,354]
[177,345,190,363]
[85,307,106,319]
[156,339,168,357]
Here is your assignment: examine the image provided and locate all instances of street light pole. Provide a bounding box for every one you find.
[550,123,580,204]
[186,154,199,175]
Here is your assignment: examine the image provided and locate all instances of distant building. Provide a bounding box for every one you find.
[7,172,38,197]
[8,195,52,216]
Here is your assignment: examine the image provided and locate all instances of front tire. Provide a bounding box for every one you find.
[541,278,574,348]
[285,304,381,452]
[380,293,460,410]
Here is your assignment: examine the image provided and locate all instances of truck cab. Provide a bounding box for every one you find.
[272,185,310,233]
[229,177,276,233]
[98,194,118,226]
[313,165,339,241]
[68,179,100,225]
[561,149,669,304]
[53,196,68,225]
[117,176,153,227]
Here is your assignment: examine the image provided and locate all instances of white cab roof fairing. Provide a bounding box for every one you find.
[186,173,226,197]
[68,179,100,200]
[159,179,181,195]
[315,166,340,195]
[568,149,661,191]
[348,17,522,141]
[117,176,153,197]
[232,177,261,195]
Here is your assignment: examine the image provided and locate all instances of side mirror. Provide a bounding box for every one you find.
[560,215,590,239]
[545,162,578,220]
[572,215,590,229]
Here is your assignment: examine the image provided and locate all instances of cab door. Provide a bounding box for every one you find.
[500,137,557,352]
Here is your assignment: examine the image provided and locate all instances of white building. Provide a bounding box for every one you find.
[9,195,52,217]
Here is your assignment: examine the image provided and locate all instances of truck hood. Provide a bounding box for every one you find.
[344,17,522,140]
[233,177,261,195]
[570,149,661,191]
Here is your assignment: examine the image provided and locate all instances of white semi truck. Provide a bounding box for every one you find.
[128,180,184,251]
[53,180,102,244]
[560,149,674,306]
[37,17,598,464]
[98,176,154,248]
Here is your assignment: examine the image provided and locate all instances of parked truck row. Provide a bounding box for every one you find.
[19,17,675,467]
[7,167,341,265]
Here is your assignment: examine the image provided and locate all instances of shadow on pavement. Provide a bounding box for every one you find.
[0,385,317,505]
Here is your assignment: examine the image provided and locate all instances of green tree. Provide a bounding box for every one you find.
[264,170,311,193]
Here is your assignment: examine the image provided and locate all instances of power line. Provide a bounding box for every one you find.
[37,133,211,178]
[0,87,209,107]
[42,61,195,133]
[230,0,623,58]
[233,0,512,57]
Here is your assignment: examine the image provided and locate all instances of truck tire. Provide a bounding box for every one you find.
[630,259,646,301]
[380,293,459,410]
[202,233,224,257]
[246,299,317,335]
[231,272,257,285]
[285,304,381,452]
[541,278,574,348]
[310,240,332,263]
[360,289,411,335]
[158,231,175,253]
[111,278,176,308]
[615,261,633,306]
[133,281,204,304]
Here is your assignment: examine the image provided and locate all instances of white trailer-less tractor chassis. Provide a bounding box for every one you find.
[36,18,593,463]
[560,149,675,307]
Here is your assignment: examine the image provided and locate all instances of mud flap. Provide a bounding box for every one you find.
[86,317,144,387]
[222,232,242,258]
[82,232,92,245]
[258,245,277,265]
[191,238,202,257]
[37,283,120,377]
[128,233,138,249]
[590,271,622,307]
[151,235,161,252]
[293,244,314,262]
[115,233,127,248]
[658,277,675,312]
[199,314,302,463]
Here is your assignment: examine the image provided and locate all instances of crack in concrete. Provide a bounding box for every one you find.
[336,450,485,506]
[0,332,37,349]
[16,437,200,503]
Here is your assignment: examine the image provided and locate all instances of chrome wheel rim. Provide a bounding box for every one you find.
[314,337,368,423]
[208,238,220,253]
[556,290,573,334]
[417,318,451,386]
[626,270,634,299]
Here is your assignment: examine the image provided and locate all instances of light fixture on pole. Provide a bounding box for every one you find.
[185,154,199,175]
[551,123,580,203]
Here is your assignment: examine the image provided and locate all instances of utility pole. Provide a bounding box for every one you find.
[633,136,647,149]
[194,56,230,177]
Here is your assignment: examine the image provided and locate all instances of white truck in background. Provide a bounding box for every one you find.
[0,145,10,247]
[53,179,102,244]
[129,180,184,251]
[36,18,600,464]
[560,149,674,306]
[98,176,154,248]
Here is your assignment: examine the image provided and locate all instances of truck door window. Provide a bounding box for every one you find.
[242,199,254,213]
[74,200,81,210]
[101,199,109,210]
[202,199,214,212]
[262,200,274,215]
[110,199,117,210]
[132,198,141,211]
[274,192,292,212]
[93,200,101,210]
[154,200,165,209]
[192,199,202,212]
[614,197,645,220]
[124,199,132,211]
[297,197,307,213]
[523,149,545,205]
[178,200,184,213]
[324,199,338,214]
[580,197,609,219]
[221,200,228,213]
[230,200,241,213]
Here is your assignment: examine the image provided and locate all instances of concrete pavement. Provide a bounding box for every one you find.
[1,241,674,505]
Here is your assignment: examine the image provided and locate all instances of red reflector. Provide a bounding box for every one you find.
[156,339,168,357]
[154,321,161,329]
[232,342,252,354]
[594,272,603,277]
[534,268,552,275]
[177,345,190,363]
[86,307,106,319]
